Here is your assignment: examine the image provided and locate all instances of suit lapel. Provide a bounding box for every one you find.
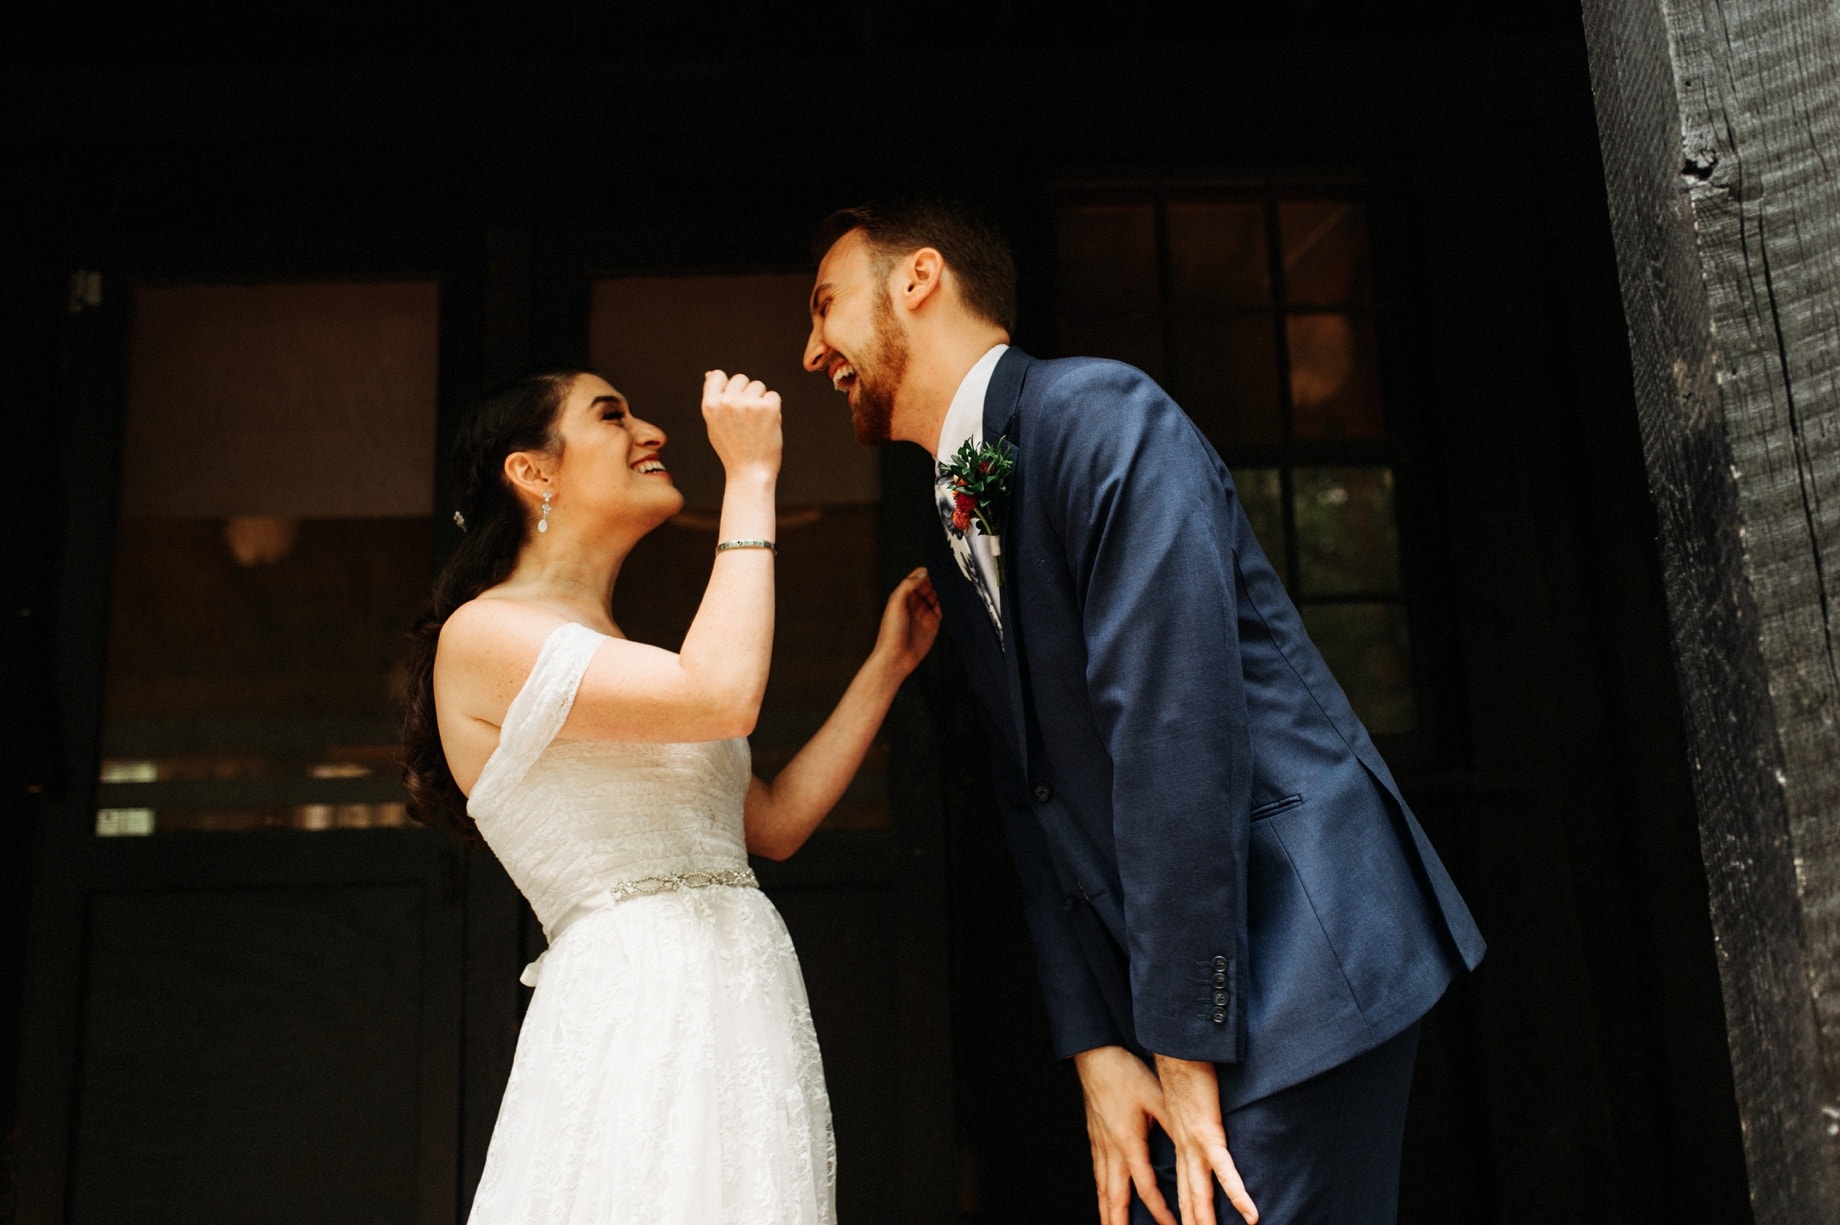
[984,348,1033,776]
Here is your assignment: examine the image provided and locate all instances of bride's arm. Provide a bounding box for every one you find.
[744,568,940,860]
[441,371,781,750]
[565,371,780,741]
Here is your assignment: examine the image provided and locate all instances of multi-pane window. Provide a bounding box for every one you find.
[1056,188,1417,735]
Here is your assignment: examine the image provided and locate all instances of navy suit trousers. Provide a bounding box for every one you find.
[1132,1023,1421,1225]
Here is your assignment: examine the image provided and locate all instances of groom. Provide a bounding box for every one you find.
[803,200,1484,1225]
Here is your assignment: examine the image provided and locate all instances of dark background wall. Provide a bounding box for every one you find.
[1,2,1756,1221]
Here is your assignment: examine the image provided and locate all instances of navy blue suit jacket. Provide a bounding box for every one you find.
[922,349,1485,1109]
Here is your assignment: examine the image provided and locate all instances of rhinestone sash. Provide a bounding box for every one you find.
[521,866,761,986]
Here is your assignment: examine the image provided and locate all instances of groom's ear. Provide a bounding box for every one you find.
[898,246,946,312]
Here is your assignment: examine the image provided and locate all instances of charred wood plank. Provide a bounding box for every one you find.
[1581,0,1840,1217]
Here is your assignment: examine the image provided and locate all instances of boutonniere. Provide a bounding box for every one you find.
[941,435,1016,582]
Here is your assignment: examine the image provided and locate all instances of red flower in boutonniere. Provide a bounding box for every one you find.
[952,490,977,534]
[940,436,1016,581]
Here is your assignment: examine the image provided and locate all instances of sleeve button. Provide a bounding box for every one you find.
[1211,972,1227,988]
[1213,990,1228,1006]
[1211,955,1228,971]
[1032,783,1053,804]
[1211,1008,1227,1024]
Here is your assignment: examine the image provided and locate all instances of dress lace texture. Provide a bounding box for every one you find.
[465,622,836,1224]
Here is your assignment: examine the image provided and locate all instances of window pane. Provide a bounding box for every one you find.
[590,275,889,833]
[1234,467,1287,587]
[588,274,877,511]
[1279,199,1372,307]
[121,283,439,518]
[1172,312,1281,445]
[100,519,432,834]
[98,282,439,835]
[1286,311,1385,439]
[1058,313,1167,382]
[1167,200,1270,309]
[1057,204,1160,312]
[1300,602,1417,734]
[1293,467,1402,596]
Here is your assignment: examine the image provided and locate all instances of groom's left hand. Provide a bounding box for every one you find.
[1071,1045,1177,1225]
[1152,1054,1259,1225]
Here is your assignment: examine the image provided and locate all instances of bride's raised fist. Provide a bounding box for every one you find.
[702,369,782,480]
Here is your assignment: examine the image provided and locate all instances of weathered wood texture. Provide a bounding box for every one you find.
[1581,0,1840,1216]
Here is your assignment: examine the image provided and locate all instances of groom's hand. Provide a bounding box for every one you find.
[1071,1045,1177,1225]
[1151,1054,1258,1225]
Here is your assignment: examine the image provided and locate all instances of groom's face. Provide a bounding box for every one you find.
[805,229,910,446]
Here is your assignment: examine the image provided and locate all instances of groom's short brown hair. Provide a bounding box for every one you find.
[814,199,1018,333]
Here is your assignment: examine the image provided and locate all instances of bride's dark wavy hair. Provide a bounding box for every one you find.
[401,369,593,838]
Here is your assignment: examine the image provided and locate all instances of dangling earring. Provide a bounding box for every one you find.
[538,490,553,534]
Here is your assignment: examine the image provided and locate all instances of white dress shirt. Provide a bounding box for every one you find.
[934,344,1010,603]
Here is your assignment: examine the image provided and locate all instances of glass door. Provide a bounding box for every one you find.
[97,280,439,834]
[16,269,466,1225]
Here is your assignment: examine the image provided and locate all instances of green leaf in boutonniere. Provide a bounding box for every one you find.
[941,435,1015,582]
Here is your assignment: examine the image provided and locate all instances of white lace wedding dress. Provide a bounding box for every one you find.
[464,622,836,1224]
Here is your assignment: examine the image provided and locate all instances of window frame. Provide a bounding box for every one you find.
[1049,177,1458,769]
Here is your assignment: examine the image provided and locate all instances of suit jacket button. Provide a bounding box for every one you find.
[1211,972,1227,989]
[1211,1009,1227,1024]
[1032,783,1053,804]
[1211,955,1228,971]
[1213,990,1228,1006]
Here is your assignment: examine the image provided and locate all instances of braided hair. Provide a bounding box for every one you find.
[401,369,590,837]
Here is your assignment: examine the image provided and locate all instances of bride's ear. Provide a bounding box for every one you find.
[503,450,552,506]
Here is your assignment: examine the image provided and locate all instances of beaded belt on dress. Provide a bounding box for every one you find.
[596,866,758,906]
[519,866,759,987]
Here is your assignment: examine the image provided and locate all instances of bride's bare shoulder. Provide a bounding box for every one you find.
[442,594,563,644]
[433,601,590,793]
[441,597,545,653]
[435,598,577,699]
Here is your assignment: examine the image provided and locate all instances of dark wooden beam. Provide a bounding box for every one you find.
[1580,0,1840,1218]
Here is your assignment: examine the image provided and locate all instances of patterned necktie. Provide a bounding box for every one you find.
[935,464,1003,642]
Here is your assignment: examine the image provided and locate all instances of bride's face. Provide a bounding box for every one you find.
[547,374,685,535]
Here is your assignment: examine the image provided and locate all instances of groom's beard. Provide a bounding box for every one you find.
[850,289,909,446]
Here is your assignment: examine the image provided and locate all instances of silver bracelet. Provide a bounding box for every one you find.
[715,539,777,554]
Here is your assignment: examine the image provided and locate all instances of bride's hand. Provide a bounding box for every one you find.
[702,370,782,481]
[873,567,942,676]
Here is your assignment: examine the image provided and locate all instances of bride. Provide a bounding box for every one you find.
[400,368,939,1223]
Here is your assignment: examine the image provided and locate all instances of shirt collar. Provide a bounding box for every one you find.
[934,344,1010,466]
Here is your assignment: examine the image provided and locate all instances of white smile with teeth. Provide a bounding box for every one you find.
[830,362,856,391]
[634,460,667,474]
